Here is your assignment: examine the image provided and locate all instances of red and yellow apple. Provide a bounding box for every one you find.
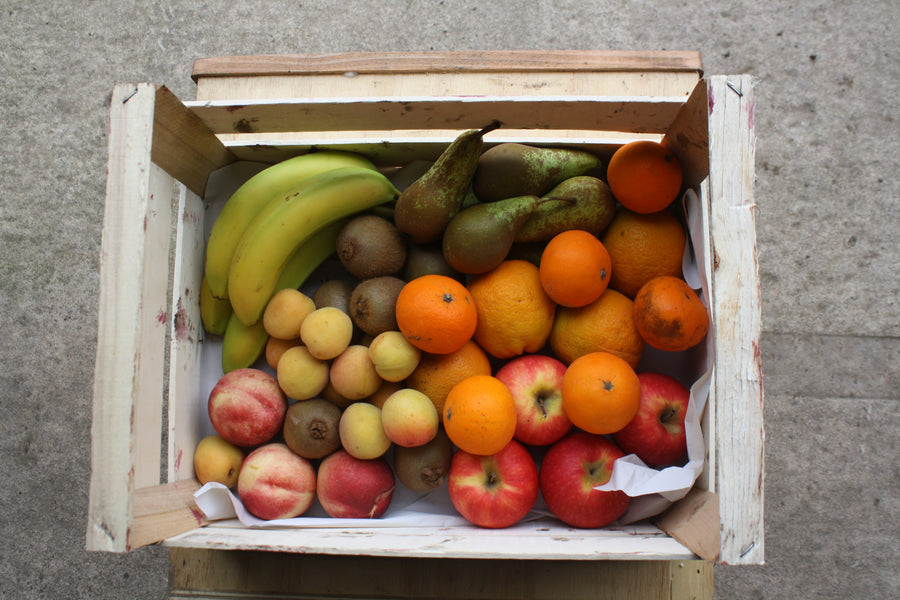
[612,372,689,467]
[316,449,395,519]
[447,439,539,528]
[495,354,572,446]
[539,431,630,528]
[236,443,316,520]
[207,368,287,447]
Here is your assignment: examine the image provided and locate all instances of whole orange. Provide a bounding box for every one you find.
[442,374,517,456]
[600,207,686,299]
[633,275,710,352]
[406,339,493,415]
[549,288,645,368]
[561,351,641,435]
[539,229,612,307]
[395,274,478,354]
[606,140,683,214]
[466,260,557,359]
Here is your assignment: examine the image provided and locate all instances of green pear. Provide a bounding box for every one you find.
[472,143,602,203]
[442,195,557,275]
[515,176,617,243]
[394,122,500,244]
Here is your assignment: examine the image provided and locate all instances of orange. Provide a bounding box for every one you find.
[600,207,686,299]
[539,230,612,308]
[560,351,641,435]
[549,288,645,368]
[633,275,710,352]
[606,140,683,214]
[442,374,517,456]
[406,339,493,415]
[395,274,478,354]
[466,260,556,359]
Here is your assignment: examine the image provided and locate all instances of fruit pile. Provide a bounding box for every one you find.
[193,130,710,529]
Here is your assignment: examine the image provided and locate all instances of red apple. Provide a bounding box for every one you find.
[495,354,572,446]
[539,431,630,529]
[447,439,539,528]
[236,443,316,520]
[316,449,395,518]
[208,368,287,447]
[612,372,689,467]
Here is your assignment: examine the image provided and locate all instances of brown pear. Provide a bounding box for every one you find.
[394,122,500,244]
[442,195,555,275]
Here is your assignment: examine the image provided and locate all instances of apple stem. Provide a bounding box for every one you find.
[659,407,679,424]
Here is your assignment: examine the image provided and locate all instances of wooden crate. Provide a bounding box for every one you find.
[86,51,763,568]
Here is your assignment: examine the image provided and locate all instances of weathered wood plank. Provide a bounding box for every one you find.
[87,84,170,552]
[192,50,703,80]
[132,480,206,549]
[706,75,764,565]
[168,548,712,600]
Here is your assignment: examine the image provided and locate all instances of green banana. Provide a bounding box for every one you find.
[199,274,232,336]
[228,166,399,326]
[219,218,350,372]
[205,150,377,300]
[221,312,269,374]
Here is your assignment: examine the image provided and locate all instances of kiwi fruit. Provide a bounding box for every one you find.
[312,279,355,314]
[336,214,407,279]
[404,242,463,282]
[394,428,454,492]
[349,276,405,337]
[282,398,342,459]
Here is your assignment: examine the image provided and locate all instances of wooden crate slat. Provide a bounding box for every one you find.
[185,95,689,137]
[151,86,236,196]
[87,84,170,552]
[706,75,764,565]
[192,50,703,80]
[131,480,206,550]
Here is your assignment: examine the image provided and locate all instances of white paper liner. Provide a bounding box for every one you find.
[193,163,713,529]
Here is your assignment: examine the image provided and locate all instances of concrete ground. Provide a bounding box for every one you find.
[1,1,897,598]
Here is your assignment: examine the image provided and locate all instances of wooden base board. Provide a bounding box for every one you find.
[168,547,712,600]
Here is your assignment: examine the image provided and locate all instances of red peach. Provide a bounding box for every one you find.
[236,443,316,520]
[316,449,395,519]
[208,368,287,447]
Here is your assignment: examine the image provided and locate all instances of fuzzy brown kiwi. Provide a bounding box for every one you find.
[312,279,355,314]
[393,428,454,492]
[336,214,408,279]
[404,242,463,282]
[282,398,342,459]
[349,276,405,337]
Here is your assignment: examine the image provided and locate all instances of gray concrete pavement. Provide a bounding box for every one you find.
[2,1,897,598]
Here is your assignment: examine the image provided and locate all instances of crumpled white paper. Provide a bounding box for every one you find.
[193,165,713,529]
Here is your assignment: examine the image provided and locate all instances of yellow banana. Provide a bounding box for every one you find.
[219,219,349,372]
[205,150,377,300]
[229,166,399,326]
[199,274,232,336]
[221,312,268,374]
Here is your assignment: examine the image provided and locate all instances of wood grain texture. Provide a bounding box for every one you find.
[168,548,712,600]
[192,50,703,80]
[132,480,206,549]
[705,75,764,565]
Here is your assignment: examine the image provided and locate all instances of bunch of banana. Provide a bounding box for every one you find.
[204,150,378,301]
[218,218,349,373]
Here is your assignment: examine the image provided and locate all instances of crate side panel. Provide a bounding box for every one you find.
[194,71,702,102]
[186,96,688,137]
[168,184,206,483]
[706,75,764,565]
[87,83,161,552]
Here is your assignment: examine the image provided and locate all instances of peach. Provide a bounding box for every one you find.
[277,346,329,400]
[367,331,421,382]
[207,368,287,447]
[316,449,395,518]
[300,306,354,360]
[262,288,316,339]
[381,388,439,447]
[193,434,244,488]
[329,345,383,400]
[339,402,392,460]
[237,443,317,520]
